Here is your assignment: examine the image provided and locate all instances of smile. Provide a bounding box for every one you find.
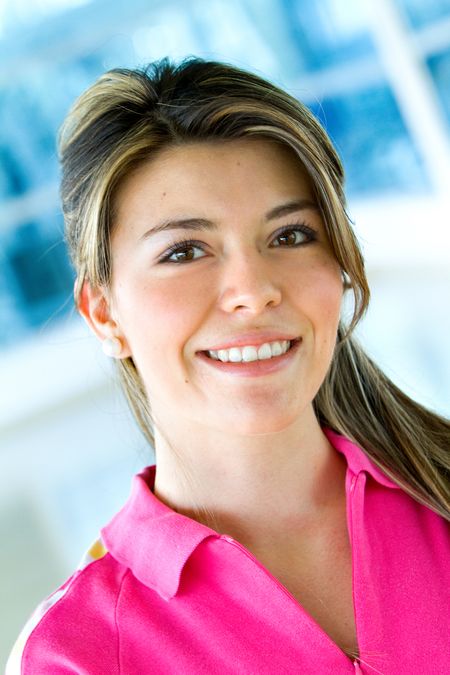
[197,338,301,377]
[206,339,294,363]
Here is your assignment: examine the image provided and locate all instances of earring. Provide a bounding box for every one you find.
[102,337,123,358]
[341,270,351,290]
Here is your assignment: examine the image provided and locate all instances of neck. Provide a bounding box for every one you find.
[153,407,347,542]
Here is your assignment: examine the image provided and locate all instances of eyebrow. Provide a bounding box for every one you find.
[140,199,319,240]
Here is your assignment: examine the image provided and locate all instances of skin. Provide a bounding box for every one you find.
[80,138,348,548]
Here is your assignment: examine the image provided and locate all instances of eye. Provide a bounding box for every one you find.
[271,223,317,247]
[158,239,207,264]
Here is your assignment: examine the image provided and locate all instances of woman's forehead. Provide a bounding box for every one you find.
[113,138,316,220]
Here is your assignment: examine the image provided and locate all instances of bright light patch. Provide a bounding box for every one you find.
[0,0,91,35]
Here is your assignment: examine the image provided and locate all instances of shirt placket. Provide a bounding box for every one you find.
[220,470,365,673]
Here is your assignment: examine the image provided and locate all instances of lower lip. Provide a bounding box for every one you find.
[196,339,302,377]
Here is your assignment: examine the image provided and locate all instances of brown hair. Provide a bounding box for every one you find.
[59,57,449,520]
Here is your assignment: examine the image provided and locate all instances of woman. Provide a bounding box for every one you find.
[7,58,449,674]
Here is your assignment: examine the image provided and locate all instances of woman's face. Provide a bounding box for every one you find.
[107,138,343,436]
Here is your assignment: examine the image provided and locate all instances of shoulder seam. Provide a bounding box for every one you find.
[20,553,111,672]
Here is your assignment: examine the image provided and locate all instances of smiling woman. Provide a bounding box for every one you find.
[7,58,450,674]
[91,139,344,442]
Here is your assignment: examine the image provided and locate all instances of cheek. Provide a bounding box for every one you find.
[319,277,343,324]
[296,256,344,308]
[114,275,205,355]
[295,263,343,337]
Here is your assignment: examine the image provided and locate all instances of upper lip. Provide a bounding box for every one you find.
[199,332,301,352]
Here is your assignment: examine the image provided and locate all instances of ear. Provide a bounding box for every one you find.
[77,280,132,358]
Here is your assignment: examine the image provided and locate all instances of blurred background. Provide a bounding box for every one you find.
[1,0,449,665]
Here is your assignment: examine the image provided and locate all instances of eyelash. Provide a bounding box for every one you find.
[157,223,318,264]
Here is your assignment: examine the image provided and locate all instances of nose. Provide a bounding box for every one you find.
[218,248,282,315]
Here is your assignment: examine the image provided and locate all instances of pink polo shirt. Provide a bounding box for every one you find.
[7,429,450,674]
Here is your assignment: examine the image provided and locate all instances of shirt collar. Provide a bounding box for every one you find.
[101,429,399,601]
[101,465,219,600]
[323,427,401,490]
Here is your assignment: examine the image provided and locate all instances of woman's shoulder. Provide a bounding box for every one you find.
[6,539,125,675]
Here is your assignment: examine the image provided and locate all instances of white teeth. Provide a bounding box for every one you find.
[229,348,242,362]
[258,343,272,360]
[271,341,283,357]
[207,340,291,363]
[242,346,258,362]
